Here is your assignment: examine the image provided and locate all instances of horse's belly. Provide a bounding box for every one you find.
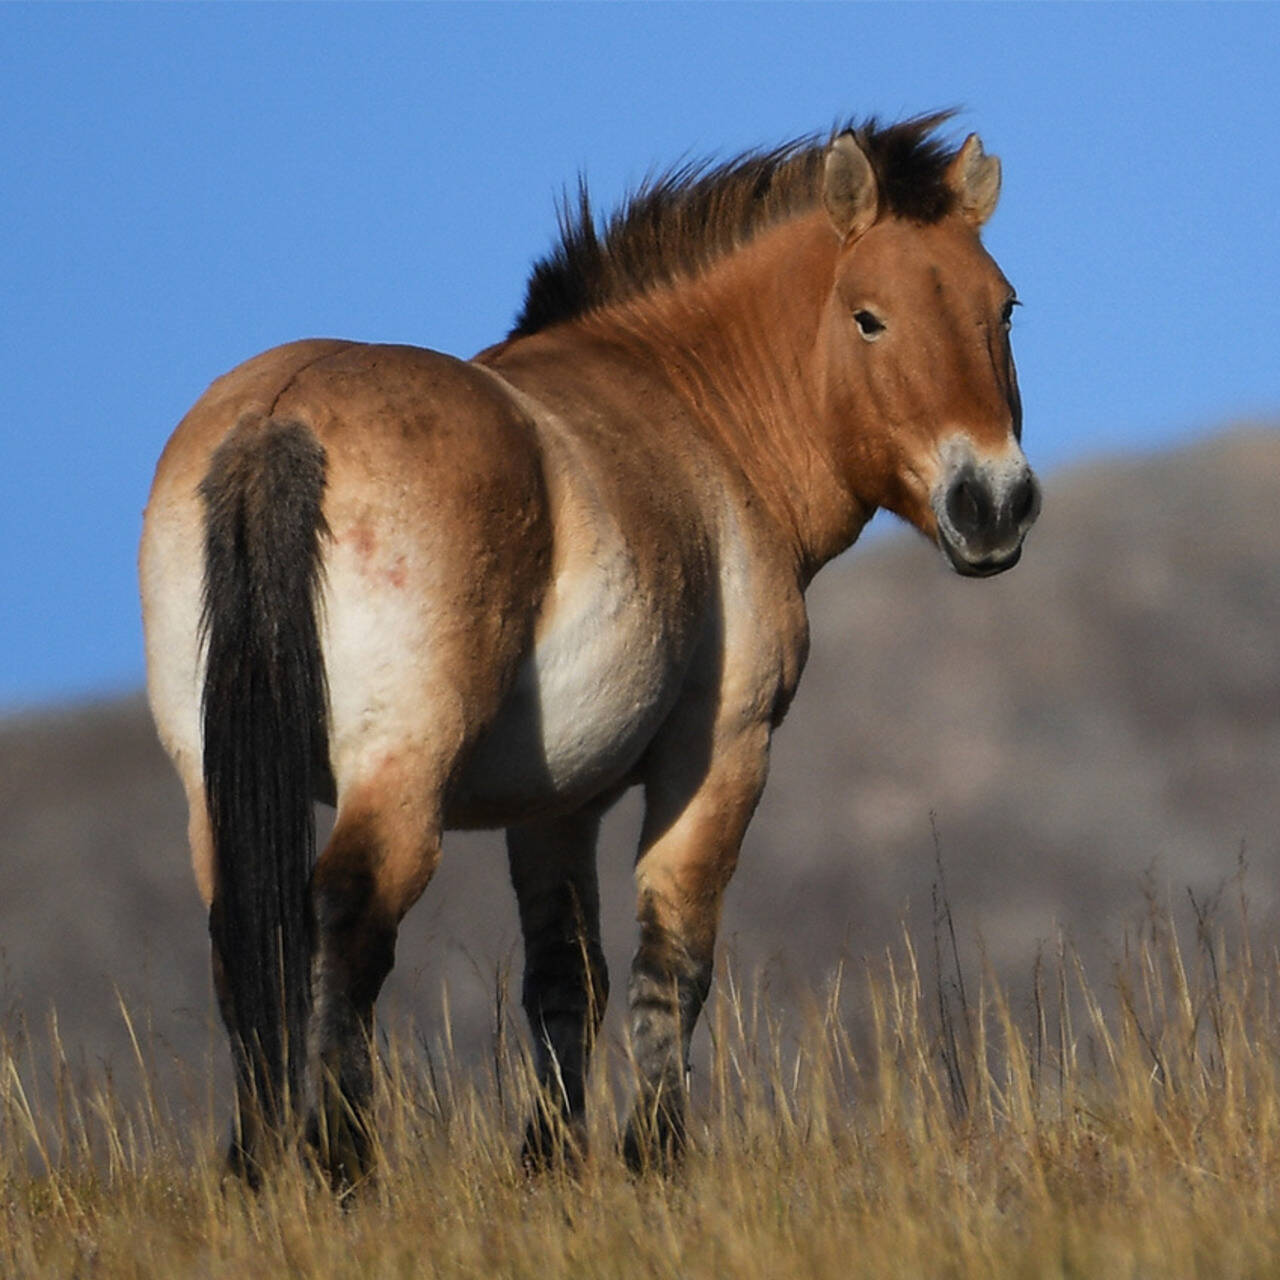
[447,589,687,827]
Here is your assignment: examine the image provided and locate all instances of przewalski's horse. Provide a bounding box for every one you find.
[140,114,1039,1186]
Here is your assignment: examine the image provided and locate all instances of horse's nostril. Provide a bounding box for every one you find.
[946,473,991,538]
[1007,474,1039,528]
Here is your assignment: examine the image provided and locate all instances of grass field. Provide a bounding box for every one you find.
[5,885,1280,1278]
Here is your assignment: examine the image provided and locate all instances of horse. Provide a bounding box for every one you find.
[139,113,1039,1186]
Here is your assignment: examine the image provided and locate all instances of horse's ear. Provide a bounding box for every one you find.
[947,133,1001,226]
[823,133,879,240]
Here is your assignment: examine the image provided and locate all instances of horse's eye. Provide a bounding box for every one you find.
[1001,297,1020,330]
[853,309,885,341]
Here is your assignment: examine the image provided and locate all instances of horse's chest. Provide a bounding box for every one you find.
[448,552,698,825]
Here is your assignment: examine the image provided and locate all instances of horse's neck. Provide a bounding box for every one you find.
[579,212,873,577]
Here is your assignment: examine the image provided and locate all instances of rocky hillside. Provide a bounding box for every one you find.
[2,426,1276,1100]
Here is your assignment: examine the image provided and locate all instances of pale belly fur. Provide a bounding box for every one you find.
[447,556,698,827]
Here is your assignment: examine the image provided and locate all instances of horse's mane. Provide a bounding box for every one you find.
[510,112,961,339]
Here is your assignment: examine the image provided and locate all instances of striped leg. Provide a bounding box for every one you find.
[624,723,769,1171]
[507,806,609,1169]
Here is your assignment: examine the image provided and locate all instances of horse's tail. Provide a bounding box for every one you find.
[199,414,329,1133]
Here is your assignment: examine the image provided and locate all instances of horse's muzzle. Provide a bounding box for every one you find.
[934,457,1040,578]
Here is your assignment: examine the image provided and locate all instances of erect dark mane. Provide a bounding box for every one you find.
[510,112,960,339]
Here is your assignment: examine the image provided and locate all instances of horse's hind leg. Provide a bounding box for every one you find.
[507,805,610,1169]
[307,755,446,1189]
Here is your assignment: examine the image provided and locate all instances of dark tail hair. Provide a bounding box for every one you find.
[199,415,329,1130]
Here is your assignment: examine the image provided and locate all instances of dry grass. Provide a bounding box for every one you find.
[5,887,1280,1278]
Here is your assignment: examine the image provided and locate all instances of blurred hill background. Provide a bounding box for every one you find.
[1,425,1276,1105]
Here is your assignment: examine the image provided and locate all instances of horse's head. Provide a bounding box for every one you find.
[817,129,1039,576]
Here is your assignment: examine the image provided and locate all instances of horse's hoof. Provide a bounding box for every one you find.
[223,1128,265,1191]
[520,1113,586,1176]
[305,1111,375,1196]
[621,1109,686,1176]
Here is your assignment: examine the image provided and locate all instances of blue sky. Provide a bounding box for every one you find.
[1,3,1277,711]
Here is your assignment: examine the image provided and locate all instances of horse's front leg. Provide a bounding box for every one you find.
[625,721,769,1171]
[507,804,610,1169]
